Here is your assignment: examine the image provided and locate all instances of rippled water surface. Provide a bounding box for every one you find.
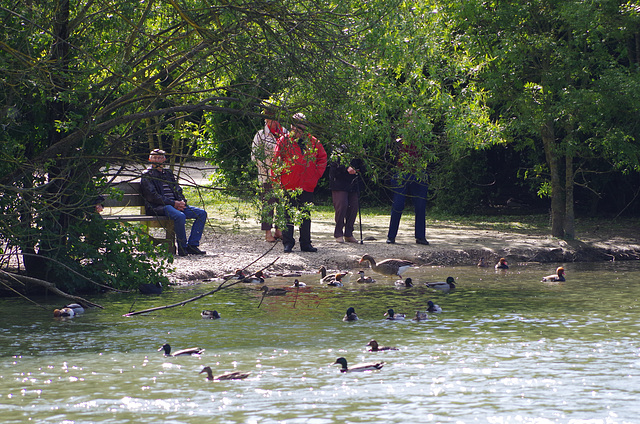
[1,261,640,423]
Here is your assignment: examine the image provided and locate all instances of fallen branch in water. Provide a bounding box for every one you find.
[122,256,279,317]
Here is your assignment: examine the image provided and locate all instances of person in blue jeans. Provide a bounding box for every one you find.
[140,149,208,256]
[386,173,429,245]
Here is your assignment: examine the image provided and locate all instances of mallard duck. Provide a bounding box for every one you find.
[542,266,565,282]
[200,366,250,381]
[201,310,221,319]
[53,307,76,317]
[242,270,265,284]
[355,270,376,284]
[318,266,350,285]
[333,357,384,373]
[413,311,429,321]
[394,277,413,288]
[139,282,162,294]
[291,279,307,288]
[426,300,442,313]
[384,308,406,320]
[367,339,399,352]
[425,276,456,293]
[260,285,287,296]
[495,258,509,270]
[343,307,359,321]
[358,254,414,277]
[158,343,204,357]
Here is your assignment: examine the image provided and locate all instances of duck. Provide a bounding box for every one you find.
[384,308,406,320]
[223,269,246,281]
[355,270,376,283]
[358,254,414,278]
[333,357,384,373]
[158,343,204,357]
[62,303,85,314]
[541,266,565,282]
[425,276,456,293]
[200,366,250,381]
[367,339,399,352]
[242,270,265,284]
[139,282,163,294]
[413,310,429,321]
[53,307,76,317]
[327,274,345,287]
[426,300,442,313]
[318,266,350,285]
[477,257,486,267]
[260,285,287,296]
[394,277,413,288]
[342,307,359,321]
[495,257,509,270]
[201,310,221,319]
[291,279,307,288]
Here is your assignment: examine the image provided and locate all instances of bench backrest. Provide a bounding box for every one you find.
[103,182,145,211]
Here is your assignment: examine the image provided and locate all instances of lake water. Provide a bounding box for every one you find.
[2,261,639,423]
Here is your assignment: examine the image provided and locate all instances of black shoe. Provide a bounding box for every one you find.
[186,245,206,255]
[283,244,294,253]
[300,244,317,252]
[177,245,189,256]
[416,238,430,245]
[386,238,395,244]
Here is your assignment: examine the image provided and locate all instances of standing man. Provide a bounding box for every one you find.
[140,149,208,256]
[251,108,287,242]
[272,113,327,253]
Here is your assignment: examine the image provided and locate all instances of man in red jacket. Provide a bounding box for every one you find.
[272,113,327,253]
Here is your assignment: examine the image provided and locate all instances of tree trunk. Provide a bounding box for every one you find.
[541,119,565,237]
[564,152,575,239]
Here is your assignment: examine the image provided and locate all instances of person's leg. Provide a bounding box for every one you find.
[344,191,359,240]
[332,190,348,240]
[164,205,187,253]
[387,176,407,243]
[281,193,296,252]
[183,206,207,247]
[260,182,276,240]
[297,190,316,251]
[409,177,429,242]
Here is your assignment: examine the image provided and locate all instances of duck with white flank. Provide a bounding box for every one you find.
[394,277,413,288]
[343,307,359,321]
[158,343,204,357]
[355,270,376,284]
[426,300,442,313]
[384,308,406,320]
[495,258,509,270]
[201,310,221,319]
[242,270,265,284]
[367,340,399,352]
[333,357,384,373]
[291,279,307,288]
[358,254,414,278]
[541,266,565,282]
[200,366,250,381]
[425,276,456,293]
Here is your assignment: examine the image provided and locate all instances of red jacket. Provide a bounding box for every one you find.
[272,133,327,192]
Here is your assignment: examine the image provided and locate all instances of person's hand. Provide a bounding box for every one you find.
[174,200,186,211]
[347,166,357,175]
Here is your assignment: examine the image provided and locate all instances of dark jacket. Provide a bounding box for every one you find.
[140,167,186,215]
[329,158,363,193]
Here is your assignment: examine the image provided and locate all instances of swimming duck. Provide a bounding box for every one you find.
[426,300,442,313]
[223,269,246,281]
[63,303,85,314]
[53,307,76,317]
[413,311,429,321]
[201,310,221,319]
[333,357,384,373]
[495,258,509,270]
[158,343,204,357]
[139,282,163,294]
[242,270,265,284]
[541,266,565,282]
[394,277,413,288]
[355,270,376,284]
[342,307,359,321]
[358,255,414,278]
[291,279,307,288]
[425,277,456,293]
[477,258,486,267]
[200,366,250,381]
[384,308,406,320]
[327,274,345,287]
[318,266,350,285]
[260,285,287,296]
[367,339,399,352]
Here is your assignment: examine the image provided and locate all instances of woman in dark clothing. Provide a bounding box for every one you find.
[329,157,363,243]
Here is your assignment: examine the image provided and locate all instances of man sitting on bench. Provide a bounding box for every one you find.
[140,149,207,256]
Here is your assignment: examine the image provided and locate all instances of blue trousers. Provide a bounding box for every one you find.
[387,175,428,240]
[163,205,207,248]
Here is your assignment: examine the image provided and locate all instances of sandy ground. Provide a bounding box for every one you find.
[169,212,640,284]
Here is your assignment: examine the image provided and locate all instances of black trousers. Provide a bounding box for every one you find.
[282,190,314,248]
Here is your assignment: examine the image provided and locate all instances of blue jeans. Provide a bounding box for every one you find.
[387,174,428,240]
[163,205,207,248]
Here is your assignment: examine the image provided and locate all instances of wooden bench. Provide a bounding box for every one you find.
[102,182,176,254]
